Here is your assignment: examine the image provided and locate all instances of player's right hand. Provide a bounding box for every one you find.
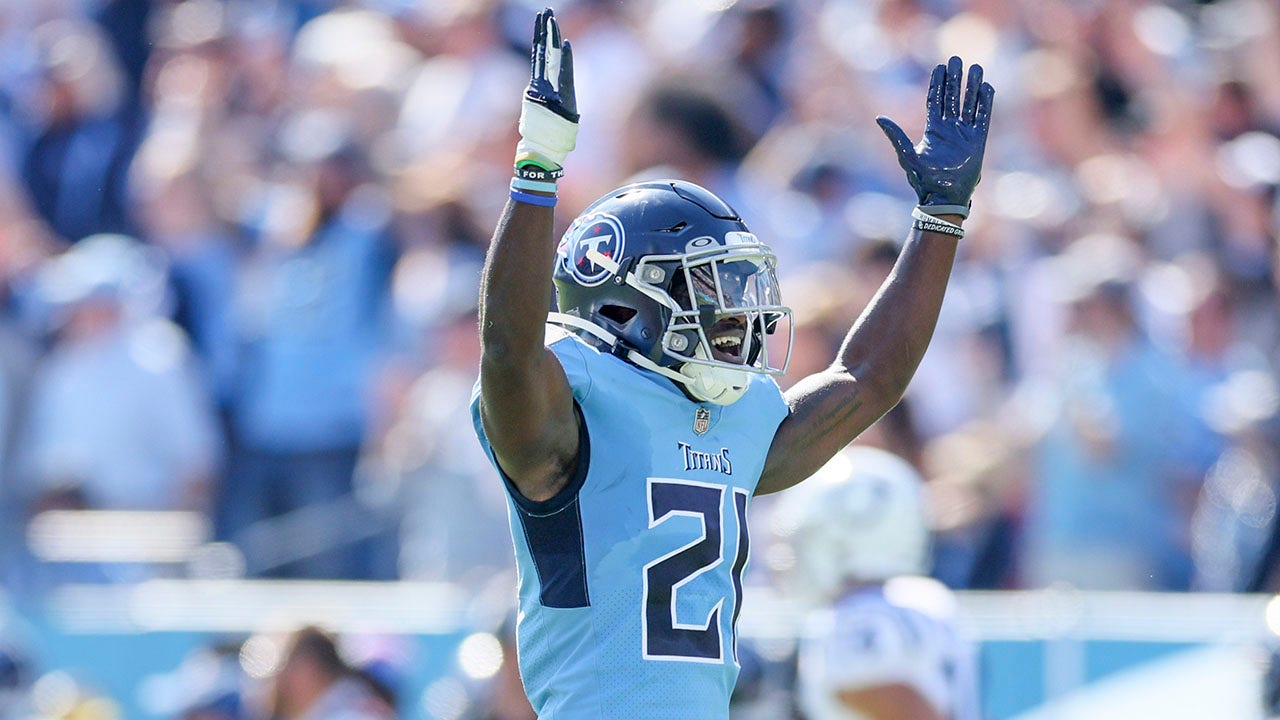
[516,8,578,177]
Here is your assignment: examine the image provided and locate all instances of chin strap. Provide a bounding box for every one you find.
[682,346,750,405]
[547,312,748,404]
[682,366,748,404]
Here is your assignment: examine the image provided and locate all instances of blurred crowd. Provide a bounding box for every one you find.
[0,0,1278,718]
[0,0,1276,624]
[0,625,418,720]
[0,615,793,720]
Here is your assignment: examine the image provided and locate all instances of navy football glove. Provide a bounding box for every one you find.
[876,57,994,217]
[516,8,578,176]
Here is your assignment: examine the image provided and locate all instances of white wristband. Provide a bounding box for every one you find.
[911,206,965,239]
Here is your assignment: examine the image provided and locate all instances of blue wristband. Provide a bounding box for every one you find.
[510,188,557,207]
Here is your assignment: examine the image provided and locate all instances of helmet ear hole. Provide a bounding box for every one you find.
[599,305,638,324]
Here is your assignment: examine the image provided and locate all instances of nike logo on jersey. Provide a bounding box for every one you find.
[678,442,733,475]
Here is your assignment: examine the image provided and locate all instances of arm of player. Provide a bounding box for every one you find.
[758,57,994,495]
[478,8,582,502]
[838,685,944,720]
[834,681,947,717]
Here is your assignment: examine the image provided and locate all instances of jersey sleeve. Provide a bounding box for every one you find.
[469,328,596,513]
[753,373,790,434]
[470,327,595,440]
[544,326,595,404]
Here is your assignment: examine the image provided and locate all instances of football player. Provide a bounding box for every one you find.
[471,8,994,718]
[774,446,980,720]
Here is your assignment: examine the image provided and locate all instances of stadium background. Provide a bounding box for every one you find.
[0,0,1277,718]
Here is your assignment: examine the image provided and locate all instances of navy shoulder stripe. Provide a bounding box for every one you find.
[511,403,591,608]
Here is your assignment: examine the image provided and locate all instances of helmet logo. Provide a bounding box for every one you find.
[559,212,626,287]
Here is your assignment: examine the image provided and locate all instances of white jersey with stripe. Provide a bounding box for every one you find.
[797,576,979,720]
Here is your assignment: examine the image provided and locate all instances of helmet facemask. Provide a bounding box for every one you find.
[638,238,792,404]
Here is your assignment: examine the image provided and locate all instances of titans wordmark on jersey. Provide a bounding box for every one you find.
[471,328,789,719]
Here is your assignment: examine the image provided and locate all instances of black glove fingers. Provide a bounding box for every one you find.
[532,9,547,51]
[962,63,983,125]
[976,82,995,132]
[558,40,579,120]
[944,56,962,120]
[531,9,548,82]
[927,64,945,122]
[891,55,992,207]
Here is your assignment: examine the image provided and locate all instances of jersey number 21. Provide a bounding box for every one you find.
[642,478,750,665]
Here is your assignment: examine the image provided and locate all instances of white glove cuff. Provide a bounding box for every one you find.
[518,101,578,167]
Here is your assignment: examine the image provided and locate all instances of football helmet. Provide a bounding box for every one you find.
[549,180,792,405]
[771,446,931,603]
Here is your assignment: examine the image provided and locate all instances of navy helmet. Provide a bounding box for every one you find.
[550,180,792,404]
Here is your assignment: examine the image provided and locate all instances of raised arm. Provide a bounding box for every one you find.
[477,9,581,502]
[758,57,994,495]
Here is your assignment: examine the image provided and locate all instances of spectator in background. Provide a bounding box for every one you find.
[18,19,140,244]
[427,610,536,720]
[368,181,495,581]
[1191,369,1280,593]
[0,641,34,720]
[1023,235,1200,590]
[924,414,1025,590]
[0,234,42,589]
[93,0,154,108]
[619,77,754,204]
[0,0,1273,605]
[148,639,248,720]
[718,1,791,137]
[1168,253,1247,478]
[20,233,220,516]
[0,277,37,482]
[219,119,395,579]
[368,306,511,587]
[267,626,395,720]
[398,1,523,165]
[135,169,242,417]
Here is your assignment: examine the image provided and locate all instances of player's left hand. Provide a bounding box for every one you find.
[876,57,994,217]
[517,7,578,175]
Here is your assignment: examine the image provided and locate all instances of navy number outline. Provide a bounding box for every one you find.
[641,478,751,664]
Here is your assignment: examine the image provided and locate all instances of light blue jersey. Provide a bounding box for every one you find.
[471,329,789,719]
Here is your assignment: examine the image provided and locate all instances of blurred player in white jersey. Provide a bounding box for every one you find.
[773,445,980,720]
